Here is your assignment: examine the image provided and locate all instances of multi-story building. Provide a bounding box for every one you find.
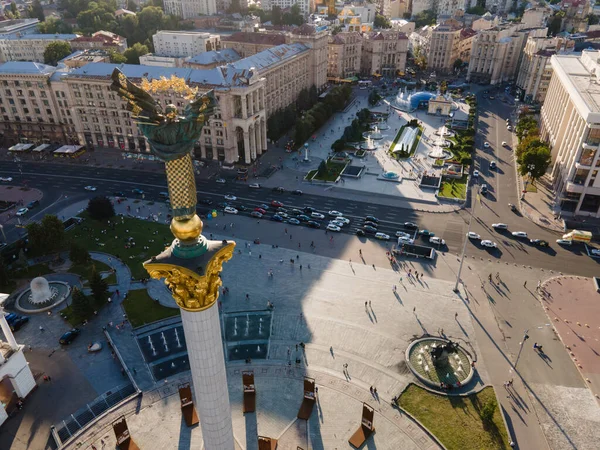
[221,32,287,58]
[361,30,408,77]
[0,18,40,38]
[0,62,71,145]
[426,24,462,73]
[516,35,574,104]
[561,0,591,34]
[437,0,467,16]
[411,0,432,16]
[61,49,112,68]
[152,31,221,58]
[521,6,552,28]
[70,31,128,53]
[184,49,241,69]
[164,0,217,19]
[261,0,310,15]
[540,50,600,217]
[327,32,362,79]
[467,25,547,85]
[0,34,79,63]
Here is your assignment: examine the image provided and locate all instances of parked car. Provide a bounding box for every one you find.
[484,142,490,148]
[132,188,144,195]
[364,221,378,229]
[502,141,508,147]
[530,239,549,247]
[480,184,488,194]
[490,161,497,169]
[473,170,479,178]
[404,222,418,229]
[492,223,508,230]
[250,211,263,218]
[259,204,270,211]
[288,218,301,225]
[467,232,481,239]
[362,225,378,234]
[16,207,28,216]
[481,240,498,248]
[307,220,321,229]
[59,328,81,345]
[216,178,226,184]
[159,192,169,198]
[396,231,411,238]
[253,207,267,214]
[397,237,414,245]
[297,215,310,222]
[27,200,40,209]
[335,217,350,225]
[418,229,435,237]
[326,224,341,232]
[328,210,343,217]
[311,212,325,220]
[291,209,303,216]
[365,215,380,223]
[304,206,316,214]
[84,185,97,191]
[430,236,446,245]
[224,206,238,214]
[248,183,261,189]
[375,232,390,240]
[271,200,284,207]
[330,220,346,228]
[507,125,513,131]
[10,316,29,332]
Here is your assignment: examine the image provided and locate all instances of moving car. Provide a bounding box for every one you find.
[335,217,350,225]
[311,212,325,220]
[326,224,341,232]
[492,223,508,230]
[404,222,418,229]
[271,200,284,207]
[292,189,303,195]
[502,141,508,147]
[200,199,213,205]
[484,142,490,148]
[0,177,13,182]
[224,195,237,201]
[328,210,343,217]
[362,225,378,234]
[84,185,97,191]
[159,192,169,198]
[59,328,81,345]
[375,232,390,240]
[114,191,125,197]
[27,200,39,209]
[132,188,144,194]
[480,184,488,194]
[556,239,572,246]
[473,170,479,178]
[467,232,481,239]
[511,231,528,238]
[430,236,446,245]
[490,161,497,169]
[259,204,270,211]
[277,212,289,219]
[509,203,517,212]
[250,211,263,218]
[364,221,378,229]
[291,209,303,216]
[216,178,226,184]
[307,220,321,229]
[253,207,267,214]
[270,214,284,222]
[356,230,366,236]
[16,207,28,216]
[530,239,549,247]
[365,215,380,223]
[304,206,315,214]
[224,206,238,214]
[273,186,285,193]
[481,240,498,248]
[288,218,301,225]
[418,229,435,237]
[397,237,414,245]
[330,220,346,228]
[396,231,411,238]
[297,214,310,222]
[248,183,261,189]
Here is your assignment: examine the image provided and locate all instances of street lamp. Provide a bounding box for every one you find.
[514,329,530,369]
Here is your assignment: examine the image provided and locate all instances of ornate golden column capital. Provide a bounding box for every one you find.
[144,241,235,312]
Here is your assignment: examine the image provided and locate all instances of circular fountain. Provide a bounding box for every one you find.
[382,171,400,180]
[406,337,474,389]
[360,135,377,150]
[428,125,453,160]
[16,276,70,313]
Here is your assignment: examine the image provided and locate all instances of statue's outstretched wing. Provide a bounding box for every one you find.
[111,68,163,125]
[184,90,216,123]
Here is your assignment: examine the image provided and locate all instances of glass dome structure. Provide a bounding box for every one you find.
[395,90,437,112]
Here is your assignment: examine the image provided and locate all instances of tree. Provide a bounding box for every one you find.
[44,41,72,66]
[413,10,436,28]
[453,58,463,72]
[109,50,127,64]
[38,17,73,34]
[516,115,538,139]
[272,5,282,25]
[87,196,115,220]
[69,242,91,265]
[123,42,149,64]
[10,2,20,18]
[589,14,600,25]
[547,12,564,36]
[89,265,109,308]
[466,5,486,15]
[368,89,381,106]
[518,144,552,185]
[71,287,93,322]
[374,13,391,29]
[317,160,328,177]
[480,399,496,423]
[0,258,10,288]
[413,46,427,71]
[26,215,65,254]
[440,80,448,94]
[227,0,242,13]
[126,0,138,11]
[27,0,45,21]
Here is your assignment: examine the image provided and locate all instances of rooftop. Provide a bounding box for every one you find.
[0,61,56,75]
[0,33,78,41]
[222,31,286,45]
[187,48,241,66]
[227,43,309,73]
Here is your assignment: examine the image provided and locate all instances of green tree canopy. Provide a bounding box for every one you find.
[44,41,72,65]
[89,265,109,308]
[123,42,149,64]
[126,0,138,11]
[69,242,91,265]
[71,287,93,322]
[413,10,436,28]
[10,2,20,18]
[517,143,552,184]
[26,215,65,254]
[516,115,539,139]
[27,0,45,21]
[109,49,127,63]
[38,17,73,34]
[87,196,116,220]
[374,13,391,29]
[466,5,486,15]
[589,14,599,25]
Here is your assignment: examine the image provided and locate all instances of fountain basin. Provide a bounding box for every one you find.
[382,171,400,180]
[16,281,70,313]
[406,337,474,389]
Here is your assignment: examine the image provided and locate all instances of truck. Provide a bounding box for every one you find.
[562,230,592,243]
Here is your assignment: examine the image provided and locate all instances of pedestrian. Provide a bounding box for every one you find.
[413,307,416,313]
[300,264,303,270]
[308,264,311,269]
[421,273,424,278]
[285,228,288,234]
[249,251,252,256]
[359,249,362,255]
[296,344,298,352]
[537,280,541,290]
[349,258,352,264]
[416,273,419,280]
[246,293,250,300]
[28,344,32,351]
[290,235,292,240]
[508,379,513,387]
[259,254,262,259]
[374,387,378,395]
[116,289,120,296]
[524,280,527,288]
[370,386,374,394]
[393,285,397,292]
[365,301,368,309]
[39,325,44,332]
[455,312,458,319]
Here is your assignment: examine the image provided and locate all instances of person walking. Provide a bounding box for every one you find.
[524,280,527,288]
[455,312,458,319]
[246,293,250,300]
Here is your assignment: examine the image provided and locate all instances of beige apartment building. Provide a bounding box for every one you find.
[426,24,462,73]
[361,30,408,77]
[467,25,547,85]
[516,36,574,104]
[0,34,79,63]
[152,31,221,58]
[327,32,362,79]
[541,50,600,217]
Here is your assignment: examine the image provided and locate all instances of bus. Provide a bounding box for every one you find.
[358,80,372,89]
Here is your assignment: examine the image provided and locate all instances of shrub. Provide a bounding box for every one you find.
[87,196,115,221]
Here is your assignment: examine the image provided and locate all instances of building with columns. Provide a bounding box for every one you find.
[327,32,362,79]
[360,30,408,77]
[541,50,600,217]
[0,295,37,427]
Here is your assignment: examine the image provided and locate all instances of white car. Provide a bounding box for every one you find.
[396,231,411,238]
[590,248,600,256]
[216,178,226,184]
[248,183,261,189]
[328,210,343,217]
[335,217,350,225]
[492,223,508,230]
[224,195,236,201]
[502,141,508,147]
[326,224,341,232]
[473,170,479,178]
[330,220,346,228]
[430,236,446,245]
[511,231,528,238]
[398,237,414,245]
[481,240,497,248]
[556,239,572,246]
[16,207,28,216]
[0,177,13,182]
[84,185,97,191]
[224,206,238,214]
[507,125,513,131]
[484,142,490,148]
[311,212,325,220]
[375,232,390,240]
[467,232,481,240]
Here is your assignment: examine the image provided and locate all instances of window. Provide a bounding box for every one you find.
[23,107,29,114]
[46,109,51,114]
[34,108,40,114]
[43,100,49,106]
[116,127,122,133]
[40,91,46,98]
[4,89,10,96]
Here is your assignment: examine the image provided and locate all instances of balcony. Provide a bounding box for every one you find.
[566,181,585,193]
[582,141,598,150]
[576,161,592,169]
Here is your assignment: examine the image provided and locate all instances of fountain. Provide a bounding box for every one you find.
[428,125,453,160]
[406,337,474,389]
[16,276,70,313]
[360,135,377,150]
[175,329,182,348]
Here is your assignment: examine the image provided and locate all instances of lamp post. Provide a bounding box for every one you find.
[514,329,529,369]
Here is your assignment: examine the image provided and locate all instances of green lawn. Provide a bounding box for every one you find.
[68,213,171,279]
[439,175,468,200]
[399,385,510,450]
[309,159,347,182]
[122,289,179,328]
[12,263,54,279]
[69,260,112,282]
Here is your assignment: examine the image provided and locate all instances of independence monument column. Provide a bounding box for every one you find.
[111,69,235,449]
